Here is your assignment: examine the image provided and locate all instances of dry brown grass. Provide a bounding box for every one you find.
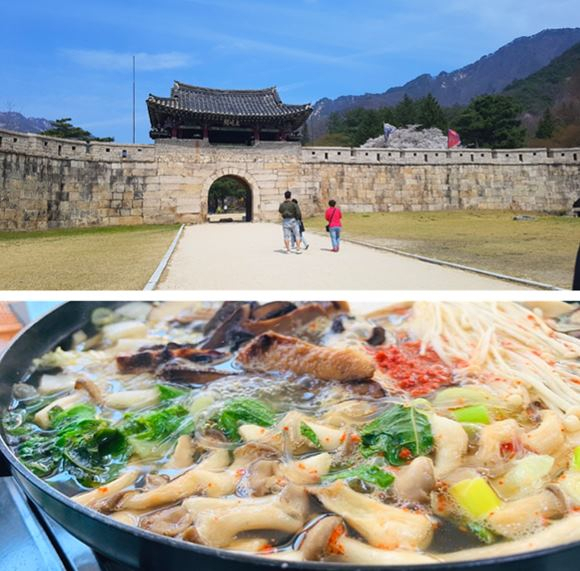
[307,211,580,288]
[0,225,179,290]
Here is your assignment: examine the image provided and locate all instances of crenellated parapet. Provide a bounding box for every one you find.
[0,130,579,231]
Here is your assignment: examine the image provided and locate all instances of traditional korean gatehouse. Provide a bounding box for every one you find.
[147,82,312,144]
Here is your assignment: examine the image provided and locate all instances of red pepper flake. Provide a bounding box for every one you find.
[374,341,454,397]
[500,441,516,460]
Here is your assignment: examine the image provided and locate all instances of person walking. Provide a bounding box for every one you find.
[290,198,309,250]
[325,199,342,252]
[278,191,302,253]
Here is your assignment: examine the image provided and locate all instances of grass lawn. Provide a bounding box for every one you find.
[0,225,179,290]
[307,211,579,288]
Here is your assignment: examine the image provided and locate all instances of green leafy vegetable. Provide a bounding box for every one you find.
[49,404,96,427]
[360,404,434,466]
[322,464,395,489]
[300,421,321,448]
[15,406,128,487]
[157,385,188,402]
[121,404,193,459]
[467,522,497,544]
[214,398,276,441]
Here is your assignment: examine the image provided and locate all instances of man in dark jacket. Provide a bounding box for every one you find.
[278,191,302,253]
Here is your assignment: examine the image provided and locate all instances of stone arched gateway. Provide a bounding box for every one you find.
[201,169,261,223]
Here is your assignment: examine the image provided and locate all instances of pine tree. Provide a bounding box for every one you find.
[418,93,447,131]
[456,95,525,148]
[536,108,556,139]
[394,95,417,127]
[41,118,114,142]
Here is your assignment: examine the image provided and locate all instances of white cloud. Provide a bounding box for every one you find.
[63,49,195,71]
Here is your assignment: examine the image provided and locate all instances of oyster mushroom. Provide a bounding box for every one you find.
[163,435,198,469]
[487,486,568,539]
[431,414,468,478]
[73,471,139,507]
[245,459,282,496]
[525,411,566,455]
[139,506,193,537]
[194,484,309,548]
[280,453,333,485]
[296,515,437,564]
[393,456,436,504]
[238,331,375,382]
[74,378,104,404]
[309,480,434,551]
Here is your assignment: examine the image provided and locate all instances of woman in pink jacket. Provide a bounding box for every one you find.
[325,199,342,252]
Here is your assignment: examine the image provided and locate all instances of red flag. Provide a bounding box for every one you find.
[448,129,461,149]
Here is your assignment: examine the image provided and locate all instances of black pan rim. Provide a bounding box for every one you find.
[1,301,580,570]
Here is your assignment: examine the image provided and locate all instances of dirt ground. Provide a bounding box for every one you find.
[306,211,579,288]
[0,225,178,290]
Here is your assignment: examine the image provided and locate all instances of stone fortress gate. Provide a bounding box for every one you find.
[0,82,579,231]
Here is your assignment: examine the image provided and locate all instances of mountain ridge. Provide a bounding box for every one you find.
[309,28,580,138]
[0,111,52,134]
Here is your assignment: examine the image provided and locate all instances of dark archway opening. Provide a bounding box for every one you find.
[207,176,252,222]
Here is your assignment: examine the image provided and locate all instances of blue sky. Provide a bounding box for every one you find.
[1,0,579,143]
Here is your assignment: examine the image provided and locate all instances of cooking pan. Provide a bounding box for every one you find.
[1,301,579,571]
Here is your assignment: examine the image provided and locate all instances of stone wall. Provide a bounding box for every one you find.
[0,128,579,230]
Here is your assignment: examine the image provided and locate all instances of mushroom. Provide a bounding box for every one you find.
[109,510,143,526]
[431,414,468,478]
[196,448,231,470]
[74,378,104,404]
[203,303,253,349]
[157,360,232,384]
[239,412,344,454]
[116,343,227,374]
[139,506,193,537]
[393,456,436,503]
[487,486,568,539]
[194,484,309,548]
[366,326,386,346]
[310,480,434,551]
[279,453,332,485]
[238,331,375,382]
[73,471,139,507]
[34,391,88,429]
[474,419,523,473]
[525,411,566,455]
[118,467,238,511]
[225,538,271,553]
[245,459,282,496]
[163,435,198,469]
[276,515,438,564]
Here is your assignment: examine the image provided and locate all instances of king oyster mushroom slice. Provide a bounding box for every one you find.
[194,484,309,548]
[309,480,434,551]
[295,515,438,564]
[238,331,375,382]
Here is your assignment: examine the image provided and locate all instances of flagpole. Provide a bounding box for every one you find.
[132,55,136,144]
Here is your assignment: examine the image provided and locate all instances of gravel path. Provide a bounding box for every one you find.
[158,223,529,290]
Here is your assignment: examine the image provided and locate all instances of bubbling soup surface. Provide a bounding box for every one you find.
[4,301,580,565]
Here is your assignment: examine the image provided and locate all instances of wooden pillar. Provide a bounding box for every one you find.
[203,125,209,140]
[171,126,178,139]
[253,126,260,141]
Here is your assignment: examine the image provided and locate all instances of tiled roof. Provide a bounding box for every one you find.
[147,82,312,122]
